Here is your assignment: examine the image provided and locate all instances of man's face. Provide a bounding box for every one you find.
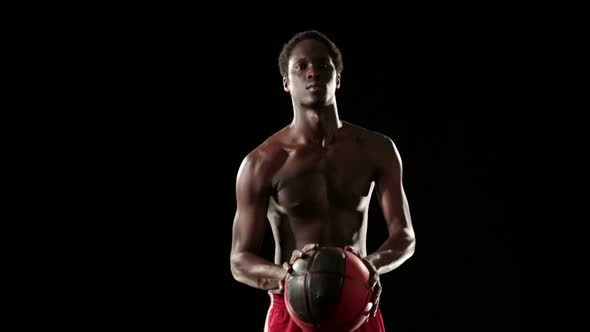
[284,39,340,108]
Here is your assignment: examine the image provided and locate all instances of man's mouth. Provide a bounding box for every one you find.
[306,84,324,90]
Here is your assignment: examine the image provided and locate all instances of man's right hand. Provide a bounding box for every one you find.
[279,243,319,292]
[289,243,320,265]
[283,243,320,275]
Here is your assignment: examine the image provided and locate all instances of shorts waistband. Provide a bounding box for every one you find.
[268,291,286,306]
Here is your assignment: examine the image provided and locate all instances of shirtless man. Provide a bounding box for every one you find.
[230,30,416,331]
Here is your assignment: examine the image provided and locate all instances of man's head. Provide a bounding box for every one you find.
[278,30,343,78]
[279,30,343,108]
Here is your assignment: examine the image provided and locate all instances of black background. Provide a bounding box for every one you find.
[74,3,520,332]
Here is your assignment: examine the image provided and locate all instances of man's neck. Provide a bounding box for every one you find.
[290,103,342,146]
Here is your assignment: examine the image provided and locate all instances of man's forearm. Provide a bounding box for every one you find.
[366,230,416,274]
[230,251,288,290]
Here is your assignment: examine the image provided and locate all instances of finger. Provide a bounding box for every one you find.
[370,273,379,287]
[371,298,380,317]
[344,245,360,256]
[371,285,382,317]
[364,301,373,316]
[282,261,292,273]
[301,243,319,254]
[371,285,381,317]
[279,262,290,289]
[290,249,302,265]
[372,282,382,301]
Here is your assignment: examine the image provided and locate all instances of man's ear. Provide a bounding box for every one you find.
[336,74,341,89]
[283,77,289,92]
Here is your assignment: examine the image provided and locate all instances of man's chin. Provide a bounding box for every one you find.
[301,97,328,108]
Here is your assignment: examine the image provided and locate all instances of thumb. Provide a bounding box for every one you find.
[282,261,292,273]
[364,301,373,315]
[344,245,360,256]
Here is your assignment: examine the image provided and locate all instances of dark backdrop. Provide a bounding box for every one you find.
[74,4,520,332]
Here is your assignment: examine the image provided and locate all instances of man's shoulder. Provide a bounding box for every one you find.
[252,128,289,157]
[239,128,289,174]
[342,121,395,146]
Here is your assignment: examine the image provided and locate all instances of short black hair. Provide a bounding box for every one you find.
[278,30,343,78]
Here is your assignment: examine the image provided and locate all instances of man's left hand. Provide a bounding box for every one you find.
[344,246,381,318]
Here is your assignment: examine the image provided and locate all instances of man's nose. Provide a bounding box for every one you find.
[306,65,320,79]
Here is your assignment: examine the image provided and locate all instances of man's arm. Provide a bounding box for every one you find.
[365,134,416,274]
[230,152,287,290]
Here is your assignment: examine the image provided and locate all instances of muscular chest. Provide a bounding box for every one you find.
[273,143,374,211]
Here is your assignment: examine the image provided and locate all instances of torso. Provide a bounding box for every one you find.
[259,122,380,264]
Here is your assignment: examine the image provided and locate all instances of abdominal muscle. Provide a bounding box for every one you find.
[269,207,367,265]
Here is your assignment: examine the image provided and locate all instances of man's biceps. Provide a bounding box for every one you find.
[235,210,268,229]
[377,183,402,202]
[237,187,271,207]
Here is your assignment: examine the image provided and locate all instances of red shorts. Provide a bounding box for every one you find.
[264,292,386,332]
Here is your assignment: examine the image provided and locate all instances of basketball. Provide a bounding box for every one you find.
[284,246,374,332]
